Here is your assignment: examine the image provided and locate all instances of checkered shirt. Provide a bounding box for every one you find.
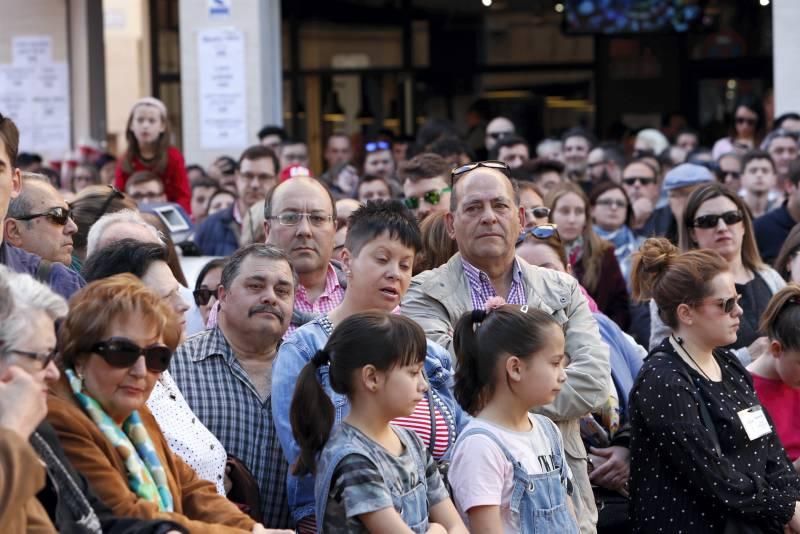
[461,257,527,309]
[170,326,292,528]
[287,263,345,335]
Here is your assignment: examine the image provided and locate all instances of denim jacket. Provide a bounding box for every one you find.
[272,316,468,524]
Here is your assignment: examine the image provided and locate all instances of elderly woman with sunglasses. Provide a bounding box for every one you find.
[649,183,786,365]
[46,274,286,533]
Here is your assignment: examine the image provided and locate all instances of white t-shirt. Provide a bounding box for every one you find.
[448,415,571,533]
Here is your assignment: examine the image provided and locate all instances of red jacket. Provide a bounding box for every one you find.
[115,146,191,213]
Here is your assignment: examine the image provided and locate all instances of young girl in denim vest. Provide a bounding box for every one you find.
[448,304,579,533]
[290,312,467,534]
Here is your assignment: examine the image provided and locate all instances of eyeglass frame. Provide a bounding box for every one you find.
[267,211,335,227]
[690,210,744,229]
[90,337,173,373]
[13,206,73,226]
[450,160,512,184]
[3,348,57,368]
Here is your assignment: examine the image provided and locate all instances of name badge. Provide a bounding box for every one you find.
[737,406,772,441]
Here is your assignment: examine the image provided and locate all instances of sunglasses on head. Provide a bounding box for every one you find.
[622,176,656,187]
[365,141,391,153]
[516,224,560,246]
[451,160,511,182]
[193,287,218,306]
[91,337,172,373]
[97,186,125,219]
[404,187,452,210]
[691,210,744,229]
[702,294,742,315]
[14,206,72,226]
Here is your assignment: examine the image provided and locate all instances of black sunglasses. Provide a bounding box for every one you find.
[193,287,218,306]
[622,176,656,187]
[14,206,72,226]
[91,337,172,372]
[523,206,551,219]
[691,210,744,229]
[488,131,513,141]
[516,224,560,246]
[451,160,511,182]
[404,187,452,210]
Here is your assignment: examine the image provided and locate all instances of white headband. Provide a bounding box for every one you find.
[131,97,167,118]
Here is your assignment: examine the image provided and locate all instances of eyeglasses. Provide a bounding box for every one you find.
[451,160,511,182]
[523,206,551,219]
[268,212,334,227]
[595,198,627,209]
[735,117,757,126]
[487,131,513,141]
[691,210,744,229]
[193,287,218,306]
[14,206,72,225]
[404,187,452,210]
[516,224,560,246]
[90,337,172,373]
[716,170,741,180]
[5,348,57,368]
[622,176,656,187]
[702,294,742,315]
[365,141,391,153]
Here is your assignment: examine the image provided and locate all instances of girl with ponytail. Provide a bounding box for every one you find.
[289,312,466,534]
[748,284,800,471]
[627,237,800,532]
[447,304,578,532]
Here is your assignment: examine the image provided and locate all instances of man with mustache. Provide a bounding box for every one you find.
[263,176,344,334]
[170,244,296,529]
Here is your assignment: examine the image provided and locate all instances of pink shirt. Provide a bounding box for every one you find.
[751,373,800,460]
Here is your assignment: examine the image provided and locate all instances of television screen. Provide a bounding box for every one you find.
[564,0,710,35]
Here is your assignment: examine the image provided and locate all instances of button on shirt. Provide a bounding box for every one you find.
[146,370,228,494]
[288,263,345,335]
[461,257,526,309]
[169,327,292,529]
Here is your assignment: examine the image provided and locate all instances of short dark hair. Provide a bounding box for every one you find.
[257,125,287,142]
[490,135,529,160]
[526,158,565,182]
[775,113,800,130]
[429,136,473,161]
[0,113,20,167]
[561,127,596,147]
[355,175,391,199]
[399,153,450,183]
[16,152,42,168]
[596,142,626,169]
[220,243,294,290]
[82,239,168,283]
[191,176,219,191]
[740,149,775,174]
[126,170,164,192]
[344,200,422,256]
[238,144,279,175]
[281,138,307,148]
[264,176,336,220]
[186,164,207,179]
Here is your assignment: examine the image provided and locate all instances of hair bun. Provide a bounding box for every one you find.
[639,238,678,275]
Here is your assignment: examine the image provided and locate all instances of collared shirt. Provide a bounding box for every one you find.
[169,327,292,529]
[0,241,85,299]
[146,371,228,494]
[461,257,526,310]
[287,263,345,335]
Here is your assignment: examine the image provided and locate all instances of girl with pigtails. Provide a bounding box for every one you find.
[289,312,467,534]
[447,303,578,533]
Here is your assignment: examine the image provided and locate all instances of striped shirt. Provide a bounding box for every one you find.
[169,326,292,528]
[461,257,527,309]
[394,395,450,459]
[288,263,344,335]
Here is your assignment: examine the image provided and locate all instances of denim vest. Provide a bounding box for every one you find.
[315,425,429,534]
[458,416,578,533]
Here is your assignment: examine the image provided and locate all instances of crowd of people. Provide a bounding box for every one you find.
[3,91,800,533]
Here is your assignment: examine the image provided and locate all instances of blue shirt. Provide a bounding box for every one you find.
[0,241,85,299]
[754,201,797,264]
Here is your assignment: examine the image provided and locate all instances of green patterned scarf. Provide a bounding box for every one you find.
[65,369,174,512]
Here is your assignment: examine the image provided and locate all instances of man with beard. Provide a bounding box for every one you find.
[263,176,344,334]
[194,145,279,255]
[586,143,624,186]
[170,244,296,529]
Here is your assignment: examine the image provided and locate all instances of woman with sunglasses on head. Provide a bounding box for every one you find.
[547,181,631,330]
[46,274,288,533]
[649,183,785,364]
[589,181,643,291]
[516,225,644,533]
[272,201,466,533]
[748,285,800,474]
[628,237,800,533]
[712,95,766,160]
[69,184,138,269]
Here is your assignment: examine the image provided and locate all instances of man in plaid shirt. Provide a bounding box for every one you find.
[170,244,295,529]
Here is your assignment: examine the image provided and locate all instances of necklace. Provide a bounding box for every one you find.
[672,335,716,382]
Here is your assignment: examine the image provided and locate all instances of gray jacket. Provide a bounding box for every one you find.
[648,266,786,364]
[402,253,610,534]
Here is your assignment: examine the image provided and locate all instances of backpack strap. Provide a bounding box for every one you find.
[35,259,53,284]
